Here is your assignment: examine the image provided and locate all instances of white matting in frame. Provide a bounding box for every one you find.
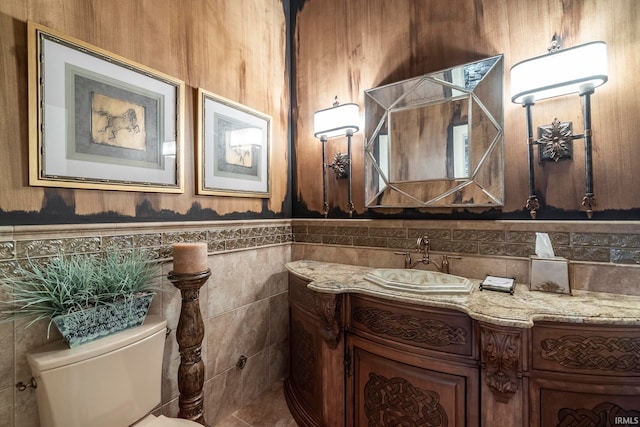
[28,21,185,193]
[197,89,271,197]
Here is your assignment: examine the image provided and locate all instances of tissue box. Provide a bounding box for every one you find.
[530,256,571,294]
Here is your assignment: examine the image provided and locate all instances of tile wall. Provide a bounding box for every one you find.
[291,219,640,296]
[0,220,292,427]
[0,217,638,426]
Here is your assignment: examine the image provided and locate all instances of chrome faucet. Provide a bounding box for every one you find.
[395,235,460,274]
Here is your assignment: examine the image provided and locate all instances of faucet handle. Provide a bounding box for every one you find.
[394,251,412,269]
[439,254,461,274]
[394,251,412,260]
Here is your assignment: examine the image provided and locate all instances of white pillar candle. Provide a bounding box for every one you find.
[172,243,208,274]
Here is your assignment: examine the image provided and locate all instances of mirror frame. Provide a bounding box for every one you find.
[364,55,504,209]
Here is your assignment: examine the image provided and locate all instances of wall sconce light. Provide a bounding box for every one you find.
[313,97,360,217]
[511,37,608,219]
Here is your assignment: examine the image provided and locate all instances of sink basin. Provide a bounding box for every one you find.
[363,269,473,294]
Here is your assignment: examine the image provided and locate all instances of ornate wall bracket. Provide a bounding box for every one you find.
[328,152,350,179]
[480,325,522,403]
[167,269,211,426]
[537,118,573,162]
[314,293,343,349]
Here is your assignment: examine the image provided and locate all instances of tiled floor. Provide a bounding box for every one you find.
[214,382,298,427]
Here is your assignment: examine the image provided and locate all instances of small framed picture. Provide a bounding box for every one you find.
[28,21,185,193]
[196,89,271,198]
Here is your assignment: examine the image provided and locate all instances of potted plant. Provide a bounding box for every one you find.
[0,249,159,347]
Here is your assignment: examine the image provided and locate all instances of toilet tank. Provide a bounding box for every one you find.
[27,317,167,427]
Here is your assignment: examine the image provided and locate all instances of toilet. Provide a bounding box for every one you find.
[27,316,199,427]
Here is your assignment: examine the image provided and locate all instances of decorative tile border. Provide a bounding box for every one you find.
[1,219,638,280]
[292,221,640,265]
[0,222,292,278]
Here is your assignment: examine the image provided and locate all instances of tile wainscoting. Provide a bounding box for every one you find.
[0,218,638,426]
[0,220,292,427]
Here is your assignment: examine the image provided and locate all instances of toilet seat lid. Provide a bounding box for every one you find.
[136,415,201,426]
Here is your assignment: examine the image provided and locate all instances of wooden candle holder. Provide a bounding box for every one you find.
[167,268,211,426]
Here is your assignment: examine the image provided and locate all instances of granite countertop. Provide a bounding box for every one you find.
[286,260,640,328]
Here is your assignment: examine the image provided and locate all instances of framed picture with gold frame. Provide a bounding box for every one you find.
[196,88,271,198]
[28,21,185,193]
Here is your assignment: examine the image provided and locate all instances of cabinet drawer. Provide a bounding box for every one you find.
[532,322,640,376]
[348,295,474,357]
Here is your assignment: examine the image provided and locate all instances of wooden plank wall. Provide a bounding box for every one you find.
[0,0,289,223]
[293,0,640,218]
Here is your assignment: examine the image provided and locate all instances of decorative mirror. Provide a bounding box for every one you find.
[364,55,504,208]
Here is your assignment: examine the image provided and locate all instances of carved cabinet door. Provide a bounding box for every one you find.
[530,376,640,427]
[347,335,473,427]
[287,304,324,426]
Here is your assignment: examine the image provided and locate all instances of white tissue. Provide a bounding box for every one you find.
[535,232,555,258]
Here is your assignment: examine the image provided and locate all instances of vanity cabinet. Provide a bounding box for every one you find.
[285,269,640,427]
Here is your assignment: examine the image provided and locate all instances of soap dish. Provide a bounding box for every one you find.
[479,275,515,295]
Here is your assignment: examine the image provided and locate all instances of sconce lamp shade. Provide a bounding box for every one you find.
[511,41,608,104]
[313,103,360,139]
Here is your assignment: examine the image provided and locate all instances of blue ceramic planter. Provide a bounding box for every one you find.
[51,293,154,347]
